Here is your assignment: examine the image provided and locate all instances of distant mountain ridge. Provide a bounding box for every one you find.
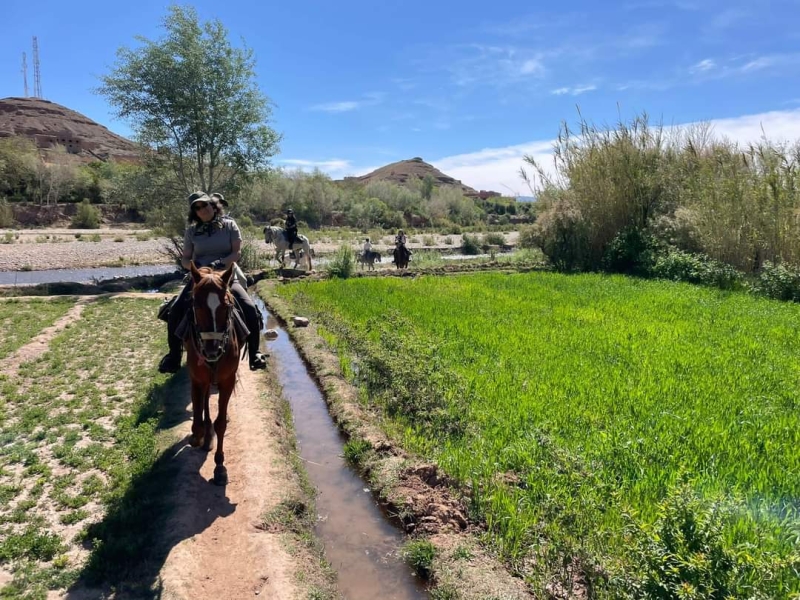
[343,157,501,198]
[0,97,140,163]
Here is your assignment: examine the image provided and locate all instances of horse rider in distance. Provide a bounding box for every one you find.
[394,229,411,263]
[285,209,299,248]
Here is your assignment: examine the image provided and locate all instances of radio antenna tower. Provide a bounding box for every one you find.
[32,36,42,98]
[22,52,29,97]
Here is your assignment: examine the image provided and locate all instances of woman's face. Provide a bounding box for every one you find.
[193,201,215,223]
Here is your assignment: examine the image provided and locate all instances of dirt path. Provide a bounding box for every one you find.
[157,365,316,600]
[0,297,90,378]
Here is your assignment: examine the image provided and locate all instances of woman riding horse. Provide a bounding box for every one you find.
[158,191,267,374]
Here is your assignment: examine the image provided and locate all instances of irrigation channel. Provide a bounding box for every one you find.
[254,297,428,600]
[0,264,177,285]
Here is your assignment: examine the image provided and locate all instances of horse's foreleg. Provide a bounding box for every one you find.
[190,381,208,447]
[202,386,214,452]
[213,377,235,486]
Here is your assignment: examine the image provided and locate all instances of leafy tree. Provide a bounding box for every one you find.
[97,5,281,197]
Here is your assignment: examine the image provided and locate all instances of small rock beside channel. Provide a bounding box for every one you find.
[292,316,310,327]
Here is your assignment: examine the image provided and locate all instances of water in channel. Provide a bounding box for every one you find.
[254,298,428,600]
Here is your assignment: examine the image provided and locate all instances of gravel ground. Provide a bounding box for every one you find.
[0,228,522,271]
[0,238,172,271]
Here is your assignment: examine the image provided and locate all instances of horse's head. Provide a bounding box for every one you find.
[189,262,236,363]
[263,226,273,244]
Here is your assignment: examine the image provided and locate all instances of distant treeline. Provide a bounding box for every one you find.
[0,136,534,234]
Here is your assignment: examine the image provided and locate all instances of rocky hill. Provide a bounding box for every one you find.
[344,157,500,197]
[0,97,139,163]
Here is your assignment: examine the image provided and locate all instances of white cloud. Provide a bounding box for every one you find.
[519,59,545,75]
[551,84,597,96]
[310,101,361,113]
[310,92,384,113]
[279,159,352,176]
[690,58,716,74]
[427,109,800,195]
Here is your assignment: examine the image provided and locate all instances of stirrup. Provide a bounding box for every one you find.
[158,353,181,374]
[249,353,267,371]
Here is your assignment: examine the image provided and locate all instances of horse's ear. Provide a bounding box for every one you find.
[189,261,203,284]
[221,262,236,288]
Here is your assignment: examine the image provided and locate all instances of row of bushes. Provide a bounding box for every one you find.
[518,112,800,302]
[581,225,800,302]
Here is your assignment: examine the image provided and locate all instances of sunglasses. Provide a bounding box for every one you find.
[193,202,209,210]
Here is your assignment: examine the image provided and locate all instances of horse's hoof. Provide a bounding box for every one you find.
[202,438,214,452]
[213,466,228,486]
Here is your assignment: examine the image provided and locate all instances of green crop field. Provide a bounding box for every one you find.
[276,272,800,599]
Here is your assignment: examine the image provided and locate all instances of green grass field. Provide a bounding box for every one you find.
[276,272,800,598]
[0,299,75,360]
[0,297,170,598]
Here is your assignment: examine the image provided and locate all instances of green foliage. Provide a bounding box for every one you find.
[71,200,101,229]
[342,438,372,465]
[751,261,800,301]
[651,249,743,290]
[403,540,437,579]
[461,234,481,255]
[0,199,14,228]
[530,196,590,270]
[0,525,65,561]
[98,5,280,195]
[624,486,797,600]
[483,232,505,246]
[523,112,800,276]
[602,227,662,275]
[238,230,267,271]
[517,224,537,249]
[327,245,354,279]
[277,273,800,598]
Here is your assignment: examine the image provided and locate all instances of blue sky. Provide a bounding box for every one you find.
[2,0,800,194]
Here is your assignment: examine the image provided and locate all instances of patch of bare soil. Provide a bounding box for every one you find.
[0,296,88,377]
[157,365,320,600]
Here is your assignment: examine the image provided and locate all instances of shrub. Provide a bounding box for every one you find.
[342,438,372,465]
[327,245,354,279]
[423,235,435,247]
[1,232,14,244]
[0,199,14,228]
[484,232,505,246]
[403,540,437,579]
[602,227,661,275]
[751,261,800,302]
[622,486,792,600]
[530,197,590,271]
[651,249,743,290]
[239,232,267,271]
[72,199,101,229]
[461,234,481,255]
[444,236,453,245]
[517,224,537,249]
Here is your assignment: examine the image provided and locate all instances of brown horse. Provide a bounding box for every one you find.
[186,262,241,486]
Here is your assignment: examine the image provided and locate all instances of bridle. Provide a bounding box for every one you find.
[191,281,233,364]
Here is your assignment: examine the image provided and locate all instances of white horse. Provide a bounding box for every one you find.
[263,226,313,271]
